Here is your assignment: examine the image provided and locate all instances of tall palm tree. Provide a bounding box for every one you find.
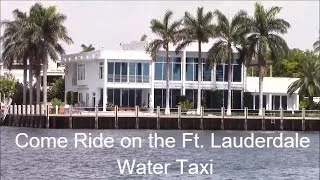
[288,59,320,110]
[208,10,248,115]
[1,9,32,105]
[146,10,182,115]
[140,34,147,41]
[81,44,95,52]
[314,40,320,53]
[175,7,214,114]
[27,3,73,107]
[243,3,290,115]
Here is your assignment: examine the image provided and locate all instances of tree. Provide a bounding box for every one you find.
[313,39,319,53]
[146,10,182,114]
[140,34,147,41]
[27,3,73,107]
[175,7,214,114]
[81,44,95,52]
[1,9,32,105]
[48,77,65,102]
[208,9,248,115]
[273,49,318,78]
[288,59,320,109]
[243,2,290,115]
[0,73,17,98]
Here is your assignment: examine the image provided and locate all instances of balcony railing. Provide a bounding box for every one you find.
[108,75,150,83]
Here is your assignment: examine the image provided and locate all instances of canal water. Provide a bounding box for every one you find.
[1,127,319,179]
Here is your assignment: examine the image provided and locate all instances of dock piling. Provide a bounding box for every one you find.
[244,107,248,130]
[156,106,160,129]
[178,106,181,129]
[262,108,265,130]
[115,105,118,129]
[17,105,21,126]
[221,107,224,130]
[135,106,139,129]
[200,106,204,130]
[94,105,99,129]
[302,108,306,131]
[46,105,50,128]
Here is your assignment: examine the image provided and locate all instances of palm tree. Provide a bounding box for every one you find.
[27,3,73,107]
[140,34,147,41]
[314,40,319,53]
[243,3,290,115]
[207,10,248,115]
[1,9,32,105]
[175,7,214,114]
[288,59,320,110]
[81,44,95,52]
[146,10,182,115]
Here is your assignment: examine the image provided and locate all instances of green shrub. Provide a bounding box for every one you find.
[51,98,62,107]
[72,92,78,105]
[299,99,308,109]
[178,100,193,111]
[66,91,78,105]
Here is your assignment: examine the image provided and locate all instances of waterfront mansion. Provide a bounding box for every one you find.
[62,41,299,112]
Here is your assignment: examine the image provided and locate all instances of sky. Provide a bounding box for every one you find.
[1,0,319,54]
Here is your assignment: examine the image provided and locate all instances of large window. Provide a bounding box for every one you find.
[108,61,149,83]
[77,63,85,80]
[107,89,143,107]
[186,58,211,81]
[186,89,198,108]
[216,64,242,82]
[186,58,198,81]
[272,95,287,110]
[203,90,242,109]
[154,57,181,81]
[99,62,104,79]
[254,95,267,110]
[154,89,181,108]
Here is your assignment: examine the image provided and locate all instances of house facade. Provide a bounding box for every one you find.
[62,42,299,111]
[0,59,65,87]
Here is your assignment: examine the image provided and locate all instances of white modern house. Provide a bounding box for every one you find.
[62,41,299,111]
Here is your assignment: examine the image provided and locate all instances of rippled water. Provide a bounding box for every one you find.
[1,127,319,180]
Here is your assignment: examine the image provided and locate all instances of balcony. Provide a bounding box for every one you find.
[107,75,150,84]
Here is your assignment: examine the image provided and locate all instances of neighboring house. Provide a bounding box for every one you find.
[0,59,64,87]
[62,41,300,111]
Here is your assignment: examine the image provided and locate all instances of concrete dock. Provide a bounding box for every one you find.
[1,105,319,131]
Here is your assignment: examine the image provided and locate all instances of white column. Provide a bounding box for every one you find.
[212,63,216,90]
[268,94,272,110]
[181,50,186,95]
[103,58,107,111]
[243,64,247,91]
[296,94,299,110]
[253,95,256,110]
[149,60,155,110]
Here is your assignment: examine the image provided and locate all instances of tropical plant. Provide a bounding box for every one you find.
[0,73,17,98]
[175,7,215,114]
[208,9,248,115]
[273,49,318,78]
[1,9,33,105]
[287,59,320,109]
[51,98,62,107]
[242,2,290,115]
[26,3,73,107]
[178,99,193,111]
[81,44,95,52]
[140,34,147,41]
[146,10,182,114]
[314,39,319,53]
[48,77,65,102]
